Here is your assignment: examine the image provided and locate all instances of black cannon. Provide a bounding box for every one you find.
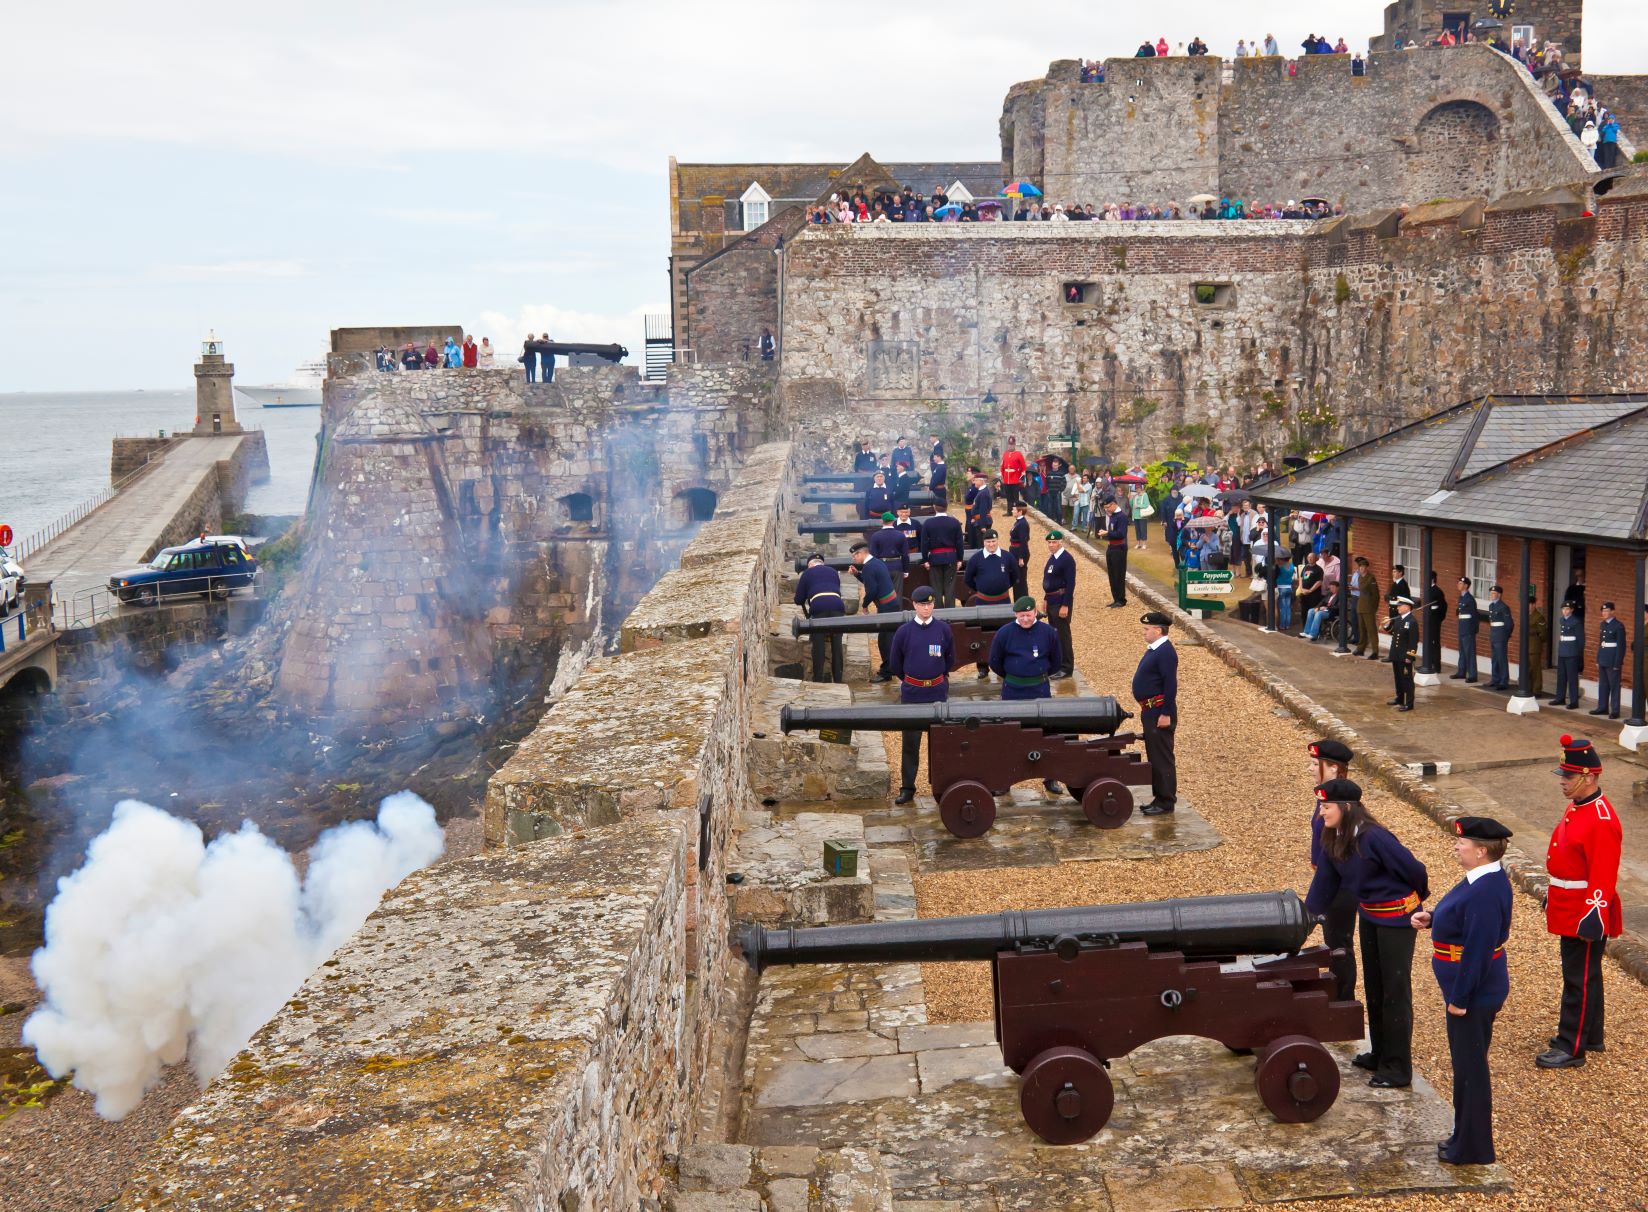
[802,472,917,491]
[781,697,1149,836]
[530,340,629,363]
[791,605,1016,669]
[800,489,941,517]
[797,518,883,538]
[738,891,1364,1144]
[791,550,982,597]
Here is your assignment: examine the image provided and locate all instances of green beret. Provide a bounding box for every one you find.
[1013,596,1038,612]
[881,511,895,522]
[1047,530,1063,540]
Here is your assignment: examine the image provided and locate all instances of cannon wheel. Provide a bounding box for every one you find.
[1253,1034,1340,1123]
[938,780,996,838]
[1079,778,1132,830]
[1020,1045,1114,1144]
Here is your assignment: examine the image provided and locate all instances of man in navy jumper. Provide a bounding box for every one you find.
[890,436,916,478]
[1101,495,1129,606]
[868,512,910,585]
[889,586,954,804]
[853,440,879,474]
[965,472,993,550]
[850,542,900,681]
[1042,531,1077,678]
[919,507,964,608]
[794,554,846,683]
[862,472,894,521]
[893,504,922,557]
[965,531,1016,677]
[1008,502,1032,601]
[1134,611,1178,815]
[990,595,1065,793]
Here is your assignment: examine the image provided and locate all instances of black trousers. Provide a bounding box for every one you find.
[1002,482,1021,508]
[1489,638,1509,688]
[876,627,892,673]
[1444,1005,1499,1165]
[1358,919,1415,1084]
[1456,629,1478,679]
[1598,663,1622,714]
[1105,544,1127,604]
[930,563,957,609]
[1393,657,1415,708]
[1323,887,1358,1002]
[1142,715,1176,806]
[1050,607,1074,676]
[899,727,923,795]
[810,632,843,683]
[1555,934,1607,1055]
[1010,550,1029,600]
[1554,656,1581,706]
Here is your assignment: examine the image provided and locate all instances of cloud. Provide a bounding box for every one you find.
[477,302,668,367]
[154,260,311,281]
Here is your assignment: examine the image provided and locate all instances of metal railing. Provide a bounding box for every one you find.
[13,450,171,564]
[58,574,259,630]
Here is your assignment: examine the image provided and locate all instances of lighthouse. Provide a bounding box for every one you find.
[192,330,243,435]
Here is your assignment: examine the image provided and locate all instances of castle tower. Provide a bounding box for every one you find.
[193,330,243,435]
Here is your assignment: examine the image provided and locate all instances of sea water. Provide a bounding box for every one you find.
[0,389,320,545]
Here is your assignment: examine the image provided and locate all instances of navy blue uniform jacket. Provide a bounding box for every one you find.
[1457,591,1479,635]
[1429,866,1511,1010]
[863,486,894,518]
[889,618,954,703]
[1131,639,1177,720]
[1009,516,1031,555]
[1557,612,1582,659]
[853,557,899,610]
[868,526,909,568]
[1307,825,1430,928]
[989,620,1062,683]
[794,565,845,617]
[964,550,1015,599]
[895,517,922,549]
[920,514,964,564]
[930,462,947,491]
[967,485,993,528]
[1598,616,1626,667]
[1104,508,1128,543]
[1043,549,1077,607]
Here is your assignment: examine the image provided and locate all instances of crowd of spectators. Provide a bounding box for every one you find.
[1079,32,1358,76]
[374,336,493,372]
[806,184,1343,227]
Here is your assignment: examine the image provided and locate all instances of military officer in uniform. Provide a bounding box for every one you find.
[1554,600,1582,709]
[1451,576,1480,683]
[794,554,847,683]
[862,471,894,520]
[889,436,916,478]
[964,531,1016,678]
[893,503,922,554]
[1592,602,1626,718]
[990,596,1065,793]
[1008,502,1032,601]
[890,460,921,509]
[1387,594,1418,711]
[1134,611,1179,816]
[917,507,963,608]
[1383,564,1412,663]
[1423,571,1448,673]
[868,511,910,584]
[1042,531,1077,678]
[1308,738,1358,1001]
[1351,557,1380,659]
[1101,495,1129,606]
[965,471,993,550]
[1528,588,1549,698]
[1538,735,1623,1067]
[1410,816,1514,1166]
[929,451,948,510]
[849,541,901,681]
[852,439,879,474]
[888,586,954,805]
[1486,585,1514,690]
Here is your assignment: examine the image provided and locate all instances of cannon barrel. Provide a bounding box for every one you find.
[794,549,980,573]
[798,518,883,536]
[801,472,924,490]
[792,604,1015,638]
[739,891,1314,972]
[531,341,629,362]
[800,490,939,507]
[781,696,1131,737]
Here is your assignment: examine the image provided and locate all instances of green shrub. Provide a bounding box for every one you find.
[1634,150,1648,164]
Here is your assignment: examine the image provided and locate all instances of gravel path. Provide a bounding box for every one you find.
[913,523,1648,1210]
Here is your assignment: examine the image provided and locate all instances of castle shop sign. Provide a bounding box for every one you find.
[866,340,919,395]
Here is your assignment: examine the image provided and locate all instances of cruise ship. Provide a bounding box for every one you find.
[234,358,326,407]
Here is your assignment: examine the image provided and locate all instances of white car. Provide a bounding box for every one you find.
[0,552,23,613]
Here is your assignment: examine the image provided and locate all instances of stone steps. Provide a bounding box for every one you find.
[669,1143,894,1212]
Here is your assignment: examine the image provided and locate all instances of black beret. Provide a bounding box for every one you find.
[1454,816,1512,841]
[1309,739,1354,765]
[849,541,869,553]
[1140,611,1172,628]
[1313,778,1362,803]
[911,586,935,602]
[981,529,999,540]
[807,554,825,565]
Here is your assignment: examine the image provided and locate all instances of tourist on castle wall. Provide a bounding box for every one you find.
[1263,34,1279,55]
[1234,39,1249,58]
[521,334,538,383]
[461,335,478,369]
[478,338,494,369]
[423,340,440,370]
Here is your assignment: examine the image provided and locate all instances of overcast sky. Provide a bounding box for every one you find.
[3,0,1645,391]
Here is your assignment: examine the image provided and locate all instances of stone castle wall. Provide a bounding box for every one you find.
[1001,46,1597,211]
[776,174,1648,466]
[120,442,796,1212]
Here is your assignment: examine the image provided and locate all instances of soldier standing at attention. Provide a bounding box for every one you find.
[891,460,921,508]
[849,542,900,682]
[1383,564,1412,662]
[890,436,916,479]
[893,503,922,557]
[1134,611,1179,815]
[999,437,1028,509]
[990,595,1065,793]
[1008,502,1032,601]
[853,439,879,474]
[962,467,980,546]
[1424,570,1449,673]
[1387,595,1418,711]
[1486,585,1514,690]
[1451,576,1480,683]
[966,531,1016,678]
[1538,735,1622,1068]
[1592,602,1626,718]
[965,471,994,550]
[868,511,910,585]
[862,471,894,520]
[1528,589,1548,698]
[918,507,963,608]
[1043,531,1077,678]
[1409,816,1514,1166]
[1352,557,1380,660]
[1307,739,1358,1001]
[1554,600,1582,708]
[1101,495,1129,607]
[929,451,948,509]
[1307,780,1430,1088]
[794,554,846,683]
[888,586,954,805]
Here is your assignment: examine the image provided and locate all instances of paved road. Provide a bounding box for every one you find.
[22,436,252,617]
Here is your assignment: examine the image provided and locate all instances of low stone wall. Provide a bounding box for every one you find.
[121,440,794,1211]
[110,436,182,483]
[142,433,271,562]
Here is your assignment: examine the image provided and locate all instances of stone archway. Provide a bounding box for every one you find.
[1410,100,1502,202]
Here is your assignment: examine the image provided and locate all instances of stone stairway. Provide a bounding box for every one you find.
[669,1143,894,1212]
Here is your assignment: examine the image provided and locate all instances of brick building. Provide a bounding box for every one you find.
[1371,0,1583,59]
[1254,393,1648,737]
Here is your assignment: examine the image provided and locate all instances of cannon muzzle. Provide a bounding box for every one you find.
[802,472,919,489]
[738,891,1314,972]
[791,604,1015,638]
[780,696,1132,737]
[794,549,980,574]
[797,518,883,536]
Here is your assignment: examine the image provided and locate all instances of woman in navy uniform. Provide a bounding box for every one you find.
[1410,816,1512,1166]
[1306,780,1430,1087]
[1133,611,1178,816]
[1042,531,1077,678]
[1307,739,1358,1002]
[888,586,954,805]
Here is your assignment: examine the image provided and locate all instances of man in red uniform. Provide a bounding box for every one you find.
[999,437,1028,510]
[1538,734,1623,1069]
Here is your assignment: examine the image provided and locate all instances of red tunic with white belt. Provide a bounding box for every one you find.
[1545,790,1623,939]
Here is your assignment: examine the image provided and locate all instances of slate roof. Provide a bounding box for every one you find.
[674,158,1002,225]
[1253,394,1648,549]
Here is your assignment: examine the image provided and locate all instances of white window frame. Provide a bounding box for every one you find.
[1466,531,1498,591]
[740,182,771,231]
[946,180,975,204]
[1393,523,1421,581]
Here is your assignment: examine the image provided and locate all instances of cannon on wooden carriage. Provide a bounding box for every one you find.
[799,488,941,516]
[797,518,884,539]
[802,472,925,492]
[791,605,1016,671]
[791,550,982,597]
[738,891,1364,1145]
[781,697,1149,836]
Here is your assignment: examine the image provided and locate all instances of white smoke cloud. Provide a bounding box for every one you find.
[22,791,444,1120]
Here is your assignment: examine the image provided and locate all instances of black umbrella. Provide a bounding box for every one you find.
[1163,459,1187,470]
[1219,489,1252,504]
[1282,455,1310,469]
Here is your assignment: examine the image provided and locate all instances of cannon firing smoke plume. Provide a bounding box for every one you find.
[22,792,444,1120]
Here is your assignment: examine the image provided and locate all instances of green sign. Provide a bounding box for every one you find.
[1047,433,1079,445]
[1178,567,1232,613]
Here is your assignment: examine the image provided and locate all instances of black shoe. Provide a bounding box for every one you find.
[1465,677,1477,683]
[1449,672,1465,679]
[1397,704,1413,712]
[873,670,893,683]
[1042,779,1063,795]
[1366,654,1379,662]
[1367,1074,1409,1089]
[976,668,990,680]
[894,789,915,805]
[1140,802,1175,817]
[1567,701,1580,709]
[1610,714,1621,720]
[1351,1052,1378,1071]
[1535,1049,1585,1069]
[1589,707,1608,715]
[1386,698,1401,706]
